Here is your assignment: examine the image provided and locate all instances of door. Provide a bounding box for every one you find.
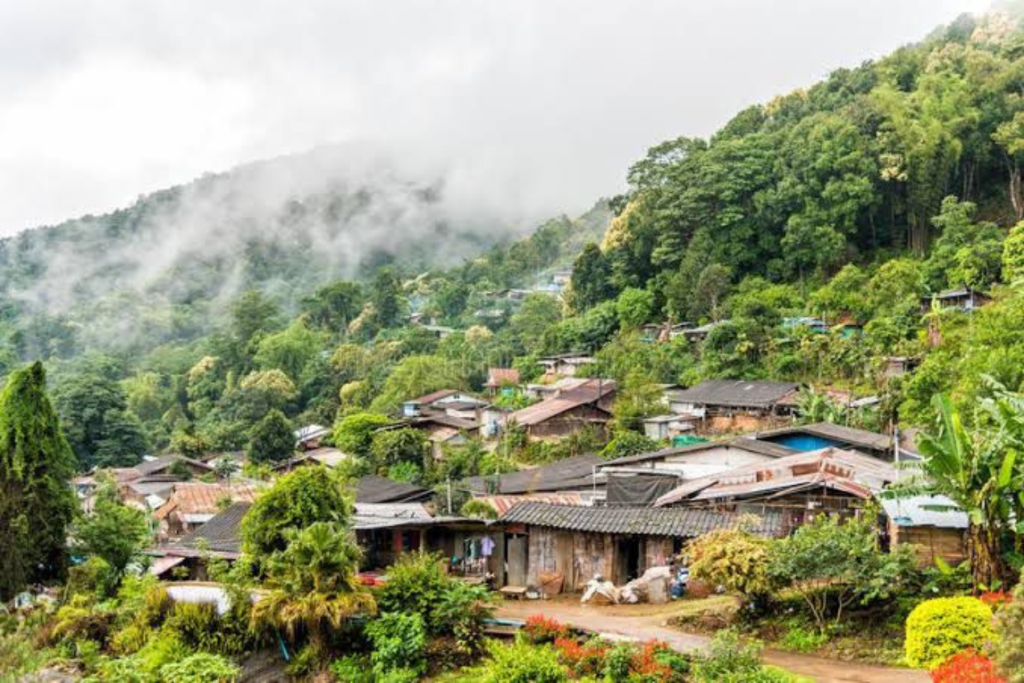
[507,535,528,587]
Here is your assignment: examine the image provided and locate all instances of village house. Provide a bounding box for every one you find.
[654,447,897,535]
[664,379,800,433]
[113,453,215,482]
[355,474,433,504]
[537,353,596,378]
[680,320,727,343]
[271,446,348,472]
[640,322,694,343]
[505,378,616,440]
[641,414,696,442]
[921,286,992,312]
[881,494,969,566]
[597,438,797,506]
[882,355,921,379]
[484,367,521,395]
[153,482,260,541]
[497,502,784,593]
[150,502,251,580]
[294,424,329,450]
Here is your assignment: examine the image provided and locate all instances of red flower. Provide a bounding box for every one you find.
[931,651,1006,683]
[522,615,571,643]
[979,591,1012,608]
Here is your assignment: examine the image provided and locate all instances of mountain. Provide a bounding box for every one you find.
[0,144,602,362]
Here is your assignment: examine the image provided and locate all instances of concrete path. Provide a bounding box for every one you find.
[495,600,928,683]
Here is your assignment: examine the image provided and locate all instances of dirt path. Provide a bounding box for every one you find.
[495,600,927,683]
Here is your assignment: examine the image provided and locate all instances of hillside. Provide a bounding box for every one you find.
[0,145,608,364]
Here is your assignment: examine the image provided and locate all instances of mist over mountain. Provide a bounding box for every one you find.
[0,144,591,358]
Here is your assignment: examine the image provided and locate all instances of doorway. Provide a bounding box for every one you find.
[615,536,641,584]
[506,534,528,587]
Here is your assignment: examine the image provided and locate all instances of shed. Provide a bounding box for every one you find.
[753,422,893,460]
[881,494,968,566]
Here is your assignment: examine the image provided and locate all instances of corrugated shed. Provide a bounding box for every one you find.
[169,502,252,556]
[500,502,783,538]
[881,494,968,529]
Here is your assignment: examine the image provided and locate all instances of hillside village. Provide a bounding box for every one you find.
[3,7,1024,683]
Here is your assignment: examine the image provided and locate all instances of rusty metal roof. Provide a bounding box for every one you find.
[666,380,799,409]
[474,492,586,515]
[463,454,603,494]
[153,482,260,520]
[500,502,783,538]
[508,379,616,427]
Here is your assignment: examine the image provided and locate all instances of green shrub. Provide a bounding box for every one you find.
[692,629,770,682]
[993,583,1024,682]
[93,655,156,682]
[480,637,568,683]
[365,612,427,677]
[374,551,451,634]
[49,602,114,646]
[602,641,634,682]
[158,652,240,682]
[779,626,829,653]
[904,597,994,669]
[687,527,774,602]
[129,629,190,676]
[110,622,152,655]
[330,654,374,683]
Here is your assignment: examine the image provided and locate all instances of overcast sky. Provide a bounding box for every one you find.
[0,0,990,237]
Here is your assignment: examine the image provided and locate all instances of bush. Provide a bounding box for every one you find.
[993,584,1023,682]
[554,636,609,678]
[930,650,1004,683]
[158,652,241,682]
[330,654,374,683]
[522,615,571,644]
[779,625,829,653]
[905,597,995,670]
[480,637,568,682]
[687,526,774,602]
[365,612,427,677]
[374,552,448,630]
[691,629,788,683]
[430,580,494,653]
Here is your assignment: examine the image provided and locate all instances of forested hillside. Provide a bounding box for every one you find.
[1,10,1023,474]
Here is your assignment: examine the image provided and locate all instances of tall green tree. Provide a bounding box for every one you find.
[53,371,149,469]
[570,243,614,311]
[71,475,150,586]
[0,362,77,600]
[246,409,295,465]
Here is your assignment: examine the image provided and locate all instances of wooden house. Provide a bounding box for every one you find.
[150,502,251,580]
[921,287,991,312]
[506,379,616,440]
[463,454,603,497]
[752,422,893,461]
[664,380,800,433]
[497,502,783,592]
[537,353,596,378]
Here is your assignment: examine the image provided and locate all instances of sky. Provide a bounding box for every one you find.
[0,0,991,237]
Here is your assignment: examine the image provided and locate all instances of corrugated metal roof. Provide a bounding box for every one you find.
[464,455,603,494]
[168,502,251,556]
[486,368,521,387]
[881,494,968,529]
[355,475,433,504]
[509,379,616,426]
[474,492,586,515]
[353,502,433,530]
[655,447,895,507]
[605,437,795,467]
[666,380,799,409]
[153,482,260,520]
[500,502,783,537]
[755,422,892,452]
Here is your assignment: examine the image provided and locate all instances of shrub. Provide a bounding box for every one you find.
[780,625,829,653]
[691,629,780,682]
[554,636,609,678]
[158,652,241,682]
[365,612,427,677]
[687,527,774,603]
[480,637,568,682]
[425,635,477,673]
[110,622,152,655]
[905,597,995,669]
[522,615,571,644]
[603,641,635,682]
[374,552,448,630]
[48,602,114,645]
[430,581,495,653]
[931,650,1005,683]
[330,654,374,683]
[994,583,1024,682]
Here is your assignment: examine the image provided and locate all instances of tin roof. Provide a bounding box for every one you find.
[486,368,521,387]
[754,422,892,452]
[355,475,433,504]
[655,447,896,507]
[463,454,603,494]
[153,482,260,520]
[666,380,799,409]
[164,502,252,558]
[500,502,783,538]
[605,437,795,467]
[880,494,968,529]
[508,379,616,427]
[473,492,586,515]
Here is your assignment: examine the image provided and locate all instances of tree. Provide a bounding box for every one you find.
[370,428,429,475]
[228,369,297,422]
[333,412,391,458]
[615,288,654,330]
[246,410,295,465]
[691,264,732,321]
[0,362,77,601]
[768,514,917,632]
[241,467,352,559]
[230,289,281,348]
[926,196,1004,290]
[71,476,150,585]
[687,526,774,606]
[1003,221,1024,285]
[301,280,363,331]
[993,111,1024,222]
[53,370,148,469]
[368,355,463,414]
[254,320,324,384]
[570,243,613,311]
[610,369,664,435]
[251,522,375,657]
[369,267,405,331]
[509,294,562,350]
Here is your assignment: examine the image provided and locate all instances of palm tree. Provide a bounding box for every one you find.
[251,522,376,655]
[916,394,1017,589]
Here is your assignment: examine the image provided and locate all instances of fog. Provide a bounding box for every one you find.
[0,0,989,237]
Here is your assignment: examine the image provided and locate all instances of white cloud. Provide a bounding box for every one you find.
[0,0,990,235]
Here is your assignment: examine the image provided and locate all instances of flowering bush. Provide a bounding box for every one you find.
[554,636,608,677]
[930,651,1005,683]
[905,597,995,669]
[523,615,571,644]
[979,592,1012,609]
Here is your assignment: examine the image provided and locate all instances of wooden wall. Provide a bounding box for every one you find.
[890,523,967,567]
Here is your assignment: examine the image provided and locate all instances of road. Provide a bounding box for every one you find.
[495,600,928,683]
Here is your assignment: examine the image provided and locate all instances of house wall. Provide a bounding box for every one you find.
[526,405,610,440]
[890,523,967,567]
[704,413,792,435]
